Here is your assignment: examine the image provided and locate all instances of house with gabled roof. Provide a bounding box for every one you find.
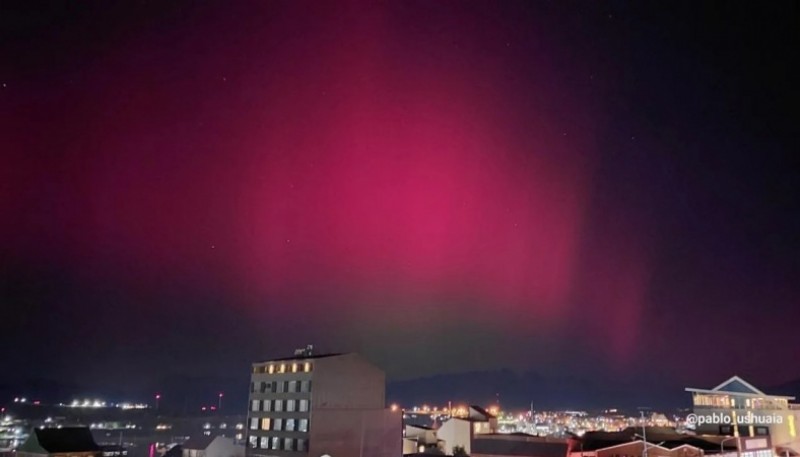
[17,427,101,457]
[181,435,243,457]
[686,375,800,456]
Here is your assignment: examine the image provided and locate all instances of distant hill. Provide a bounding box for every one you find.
[3,370,723,414]
[769,378,800,398]
[0,375,250,416]
[387,369,689,411]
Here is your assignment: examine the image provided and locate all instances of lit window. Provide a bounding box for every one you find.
[292,363,298,373]
[286,419,295,432]
[249,418,258,430]
[251,400,259,412]
[279,364,286,373]
[248,436,257,448]
[259,437,268,449]
[299,399,309,412]
[261,418,271,431]
[270,437,279,450]
[298,419,308,432]
[304,362,312,372]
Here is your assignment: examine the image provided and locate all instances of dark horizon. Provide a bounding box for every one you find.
[2,1,799,408]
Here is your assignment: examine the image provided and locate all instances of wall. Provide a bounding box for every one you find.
[308,408,401,457]
[437,418,471,455]
[311,354,385,410]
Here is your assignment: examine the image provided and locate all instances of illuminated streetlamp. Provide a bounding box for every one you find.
[154,394,161,411]
[218,392,224,411]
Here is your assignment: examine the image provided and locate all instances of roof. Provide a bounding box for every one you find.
[686,376,795,399]
[577,431,723,453]
[405,423,434,430]
[20,428,101,454]
[181,436,217,450]
[472,438,568,457]
[470,405,497,419]
[255,353,343,364]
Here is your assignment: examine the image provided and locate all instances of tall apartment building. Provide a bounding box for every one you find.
[245,348,400,457]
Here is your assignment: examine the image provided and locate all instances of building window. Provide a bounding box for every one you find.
[249,418,258,430]
[261,418,271,431]
[287,399,296,412]
[286,419,295,432]
[292,363,298,373]
[259,382,267,393]
[259,437,269,449]
[275,399,283,412]
[270,437,279,450]
[297,439,307,451]
[274,418,283,431]
[303,362,312,372]
[263,399,272,412]
[288,380,297,392]
[284,438,292,451]
[268,364,274,374]
[250,400,259,412]
[299,399,309,412]
[278,364,286,373]
[250,382,255,393]
[248,436,257,448]
[298,419,308,432]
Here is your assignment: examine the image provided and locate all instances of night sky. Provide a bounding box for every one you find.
[2,2,799,403]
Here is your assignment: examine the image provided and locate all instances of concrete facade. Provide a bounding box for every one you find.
[245,351,400,457]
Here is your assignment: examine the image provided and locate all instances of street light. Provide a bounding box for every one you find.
[721,436,739,457]
[638,408,651,457]
[218,392,224,411]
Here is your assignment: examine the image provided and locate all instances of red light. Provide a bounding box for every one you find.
[210,406,217,411]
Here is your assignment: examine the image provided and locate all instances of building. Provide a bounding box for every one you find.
[403,423,442,454]
[17,427,102,457]
[182,436,244,457]
[245,348,401,457]
[686,375,800,453]
[437,418,472,455]
[473,433,568,457]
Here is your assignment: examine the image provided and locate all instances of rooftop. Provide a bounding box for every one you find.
[686,375,795,399]
[254,352,343,364]
[20,427,101,454]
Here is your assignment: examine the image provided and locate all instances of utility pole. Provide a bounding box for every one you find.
[638,407,651,457]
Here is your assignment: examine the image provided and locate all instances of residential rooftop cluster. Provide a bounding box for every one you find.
[2,350,799,457]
